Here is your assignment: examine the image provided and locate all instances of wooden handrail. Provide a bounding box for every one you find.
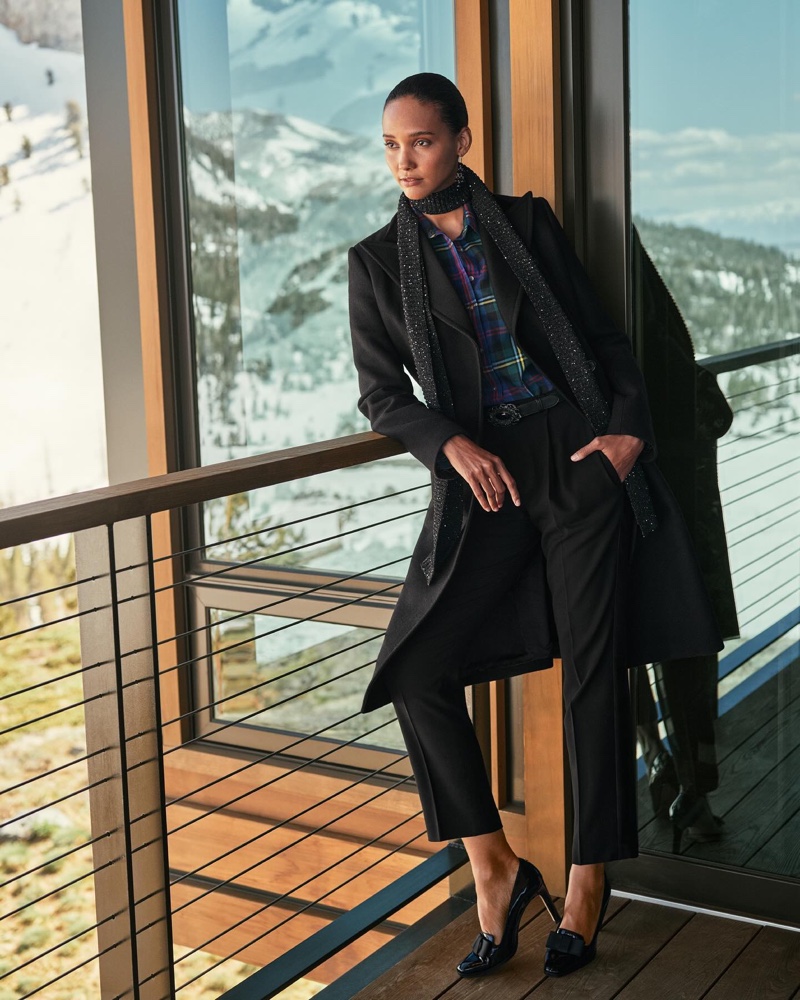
[0,433,407,549]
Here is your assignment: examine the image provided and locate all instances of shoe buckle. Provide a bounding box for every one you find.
[473,932,495,961]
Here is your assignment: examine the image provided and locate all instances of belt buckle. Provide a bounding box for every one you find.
[487,403,521,426]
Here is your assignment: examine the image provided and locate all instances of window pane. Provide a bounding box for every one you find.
[629,0,800,877]
[0,5,106,505]
[210,609,403,752]
[202,455,428,577]
[176,0,455,462]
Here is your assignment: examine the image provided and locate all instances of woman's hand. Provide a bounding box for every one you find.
[570,433,644,482]
[441,434,521,512]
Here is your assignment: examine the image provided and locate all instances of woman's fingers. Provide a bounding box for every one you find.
[468,456,519,511]
[440,435,520,511]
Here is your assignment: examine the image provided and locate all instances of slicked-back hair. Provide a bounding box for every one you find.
[384,73,468,135]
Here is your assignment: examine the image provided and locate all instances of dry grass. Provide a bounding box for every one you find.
[0,623,323,999]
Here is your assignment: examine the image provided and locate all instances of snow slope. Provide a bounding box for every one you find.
[0,22,107,507]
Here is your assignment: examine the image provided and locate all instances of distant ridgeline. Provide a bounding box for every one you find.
[633,214,800,359]
[0,0,83,54]
[183,107,395,425]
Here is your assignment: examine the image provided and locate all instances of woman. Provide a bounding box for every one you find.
[348,73,723,978]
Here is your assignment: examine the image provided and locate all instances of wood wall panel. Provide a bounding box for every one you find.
[509,0,570,896]
[455,0,493,186]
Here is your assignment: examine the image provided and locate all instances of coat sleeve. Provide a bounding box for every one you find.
[348,244,466,478]
[534,197,658,461]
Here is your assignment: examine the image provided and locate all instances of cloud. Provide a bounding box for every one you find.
[630,125,800,252]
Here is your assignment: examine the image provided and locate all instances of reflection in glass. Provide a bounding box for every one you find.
[175,0,455,568]
[209,609,403,751]
[202,454,427,577]
[629,0,800,876]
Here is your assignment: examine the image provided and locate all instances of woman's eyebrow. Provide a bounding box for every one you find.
[382,130,436,138]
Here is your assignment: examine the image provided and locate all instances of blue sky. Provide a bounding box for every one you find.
[630,0,799,252]
[629,0,799,135]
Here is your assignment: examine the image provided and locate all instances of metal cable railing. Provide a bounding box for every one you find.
[2,342,796,998]
[0,442,455,999]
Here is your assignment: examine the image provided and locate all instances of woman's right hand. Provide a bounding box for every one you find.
[441,434,521,512]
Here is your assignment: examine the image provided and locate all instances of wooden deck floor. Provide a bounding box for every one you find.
[352,894,800,1000]
[636,651,800,875]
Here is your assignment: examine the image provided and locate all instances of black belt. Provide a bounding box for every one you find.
[485,391,560,427]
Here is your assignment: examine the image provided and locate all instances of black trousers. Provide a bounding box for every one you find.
[384,396,639,864]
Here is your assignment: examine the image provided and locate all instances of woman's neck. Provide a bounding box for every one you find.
[424,206,465,241]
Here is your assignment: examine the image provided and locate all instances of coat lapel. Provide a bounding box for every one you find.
[360,194,534,344]
[478,199,530,336]
[360,222,475,343]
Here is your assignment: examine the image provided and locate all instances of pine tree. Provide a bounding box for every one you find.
[65,99,81,128]
[21,135,32,158]
[67,121,83,159]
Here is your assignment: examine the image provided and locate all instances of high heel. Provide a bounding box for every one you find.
[648,749,678,819]
[543,873,611,977]
[670,790,724,853]
[456,857,560,977]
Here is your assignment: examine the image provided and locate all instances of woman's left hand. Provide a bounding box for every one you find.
[570,433,645,482]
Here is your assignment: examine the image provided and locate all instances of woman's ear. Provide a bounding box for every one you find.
[457,125,473,159]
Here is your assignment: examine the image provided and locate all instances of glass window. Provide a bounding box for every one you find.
[629,0,800,877]
[175,0,455,568]
[0,3,106,507]
[208,608,403,751]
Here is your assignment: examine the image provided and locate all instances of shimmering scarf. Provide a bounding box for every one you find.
[396,163,656,584]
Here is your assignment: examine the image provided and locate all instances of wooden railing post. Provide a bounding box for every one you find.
[76,518,174,999]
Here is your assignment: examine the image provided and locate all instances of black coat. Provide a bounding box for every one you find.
[349,192,723,713]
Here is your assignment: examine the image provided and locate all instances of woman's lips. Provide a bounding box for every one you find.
[400,177,422,186]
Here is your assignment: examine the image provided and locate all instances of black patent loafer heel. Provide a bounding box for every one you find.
[670,790,724,852]
[543,874,611,977]
[456,857,560,977]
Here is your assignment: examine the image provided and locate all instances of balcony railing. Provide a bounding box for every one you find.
[0,432,472,999]
[1,338,798,998]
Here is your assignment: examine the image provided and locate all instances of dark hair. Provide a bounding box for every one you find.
[384,72,468,135]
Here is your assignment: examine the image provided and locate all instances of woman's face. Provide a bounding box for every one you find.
[382,96,471,200]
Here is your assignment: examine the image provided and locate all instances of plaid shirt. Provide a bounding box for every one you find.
[417,201,555,407]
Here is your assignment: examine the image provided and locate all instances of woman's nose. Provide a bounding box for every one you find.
[398,146,415,170]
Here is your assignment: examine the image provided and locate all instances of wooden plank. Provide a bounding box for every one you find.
[164,748,431,850]
[683,742,800,867]
[523,899,691,998]
[523,667,570,896]
[167,803,447,923]
[636,656,800,839]
[613,912,758,999]
[747,804,800,877]
[701,925,800,1000]
[638,674,800,856]
[0,431,405,548]
[508,0,569,894]
[350,895,557,1000]
[171,882,395,985]
[509,0,561,206]
[455,0,493,188]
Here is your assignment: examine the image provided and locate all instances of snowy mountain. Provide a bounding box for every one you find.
[0,21,106,507]
[634,214,800,360]
[184,105,399,463]
[0,0,83,55]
